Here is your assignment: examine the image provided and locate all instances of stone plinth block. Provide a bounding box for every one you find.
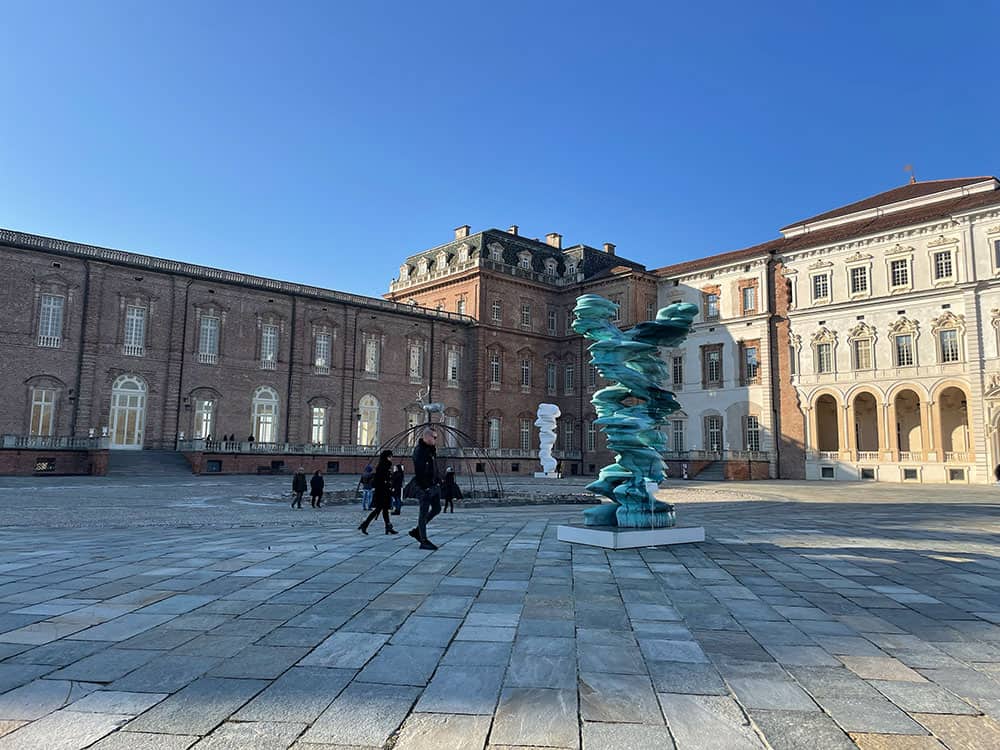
[533,472,562,479]
[557,523,705,549]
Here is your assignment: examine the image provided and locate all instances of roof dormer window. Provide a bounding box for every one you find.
[544,259,558,276]
[418,259,429,275]
[518,252,532,271]
[435,252,448,271]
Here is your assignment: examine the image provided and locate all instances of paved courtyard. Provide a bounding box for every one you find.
[1,477,1000,748]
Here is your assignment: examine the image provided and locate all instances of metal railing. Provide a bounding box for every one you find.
[2,435,108,450]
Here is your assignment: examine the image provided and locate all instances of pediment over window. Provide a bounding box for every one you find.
[845,252,873,264]
[886,243,914,255]
[888,316,919,335]
[811,326,837,345]
[808,259,833,270]
[848,322,876,340]
[931,310,965,333]
[928,235,959,247]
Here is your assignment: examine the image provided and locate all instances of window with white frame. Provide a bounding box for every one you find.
[520,358,531,388]
[849,266,869,295]
[488,417,501,449]
[546,363,557,393]
[408,342,424,380]
[364,335,379,376]
[311,406,327,444]
[743,345,759,384]
[853,338,872,370]
[562,417,575,451]
[816,342,834,373]
[895,334,915,367]
[646,300,656,320]
[812,273,830,301]
[545,259,557,276]
[672,420,685,452]
[193,398,214,439]
[705,415,723,451]
[672,355,683,389]
[198,315,220,363]
[789,345,797,376]
[939,329,960,363]
[586,420,596,451]
[260,324,278,369]
[124,305,146,356]
[29,387,56,436]
[704,292,720,320]
[489,351,501,385]
[520,303,532,327]
[588,364,598,389]
[611,296,621,322]
[406,411,421,446]
[518,253,531,270]
[994,239,1000,269]
[742,286,757,315]
[490,244,502,262]
[933,250,954,281]
[565,364,575,393]
[703,347,722,387]
[547,308,557,335]
[37,294,64,348]
[456,298,466,315]
[444,415,458,447]
[357,394,380,446]
[890,258,910,289]
[314,332,331,373]
[746,415,761,452]
[519,418,531,451]
[252,386,279,442]
[491,299,502,323]
[447,349,460,383]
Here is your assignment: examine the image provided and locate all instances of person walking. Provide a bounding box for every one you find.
[441,467,462,513]
[359,450,398,535]
[291,466,307,509]
[359,464,374,510]
[409,427,442,551]
[310,469,325,508]
[391,464,405,515]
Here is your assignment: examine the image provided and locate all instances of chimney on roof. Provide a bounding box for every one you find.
[545,233,562,249]
[603,242,616,256]
[508,225,519,236]
[455,225,471,240]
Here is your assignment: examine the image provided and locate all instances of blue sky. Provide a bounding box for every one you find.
[2,1,997,297]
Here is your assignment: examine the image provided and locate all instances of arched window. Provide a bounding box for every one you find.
[110,375,147,449]
[252,386,279,443]
[194,398,215,439]
[357,394,380,446]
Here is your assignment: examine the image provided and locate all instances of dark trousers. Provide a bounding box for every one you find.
[443,497,454,513]
[310,493,322,507]
[417,489,441,541]
[362,507,390,530]
[292,491,304,508]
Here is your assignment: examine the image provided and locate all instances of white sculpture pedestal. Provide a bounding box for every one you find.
[533,471,562,479]
[557,524,705,549]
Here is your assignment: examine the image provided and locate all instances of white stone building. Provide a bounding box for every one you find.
[777,176,1000,483]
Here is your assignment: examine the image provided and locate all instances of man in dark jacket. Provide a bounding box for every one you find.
[409,427,442,550]
[310,470,325,508]
[291,467,307,509]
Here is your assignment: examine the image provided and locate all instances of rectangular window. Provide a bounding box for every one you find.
[672,420,685,452]
[743,346,759,384]
[565,364,575,393]
[408,343,423,379]
[934,251,953,281]
[586,421,596,452]
[890,258,909,288]
[364,336,379,375]
[789,345,796,376]
[588,364,598,388]
[488,417,501,449]
[520,303,531,327]
[37,294,64,347]
[261,324,278,369]
[940,329,960,363]
[311,406,327,444]
[491,300,502,322]
[742,286,757,315]
[703,347,722,387]
[849,266,869,295]
[994,239,1000,269]
[705,416,722,451]
[444,415,458,447]
[705,292,720,319]
[124,306,146,356]
[546,363,557,393]
[518,255,531,270]
[314,333,331,373]
[547,309,557,335]
[646,300,656,321]
[562,419,575,451]
[853,338,872,370]
[29,388,56,436]
[520,418,531,451]
[816,342,833,373]
[193,399,214,439]
[812,274,830,301]
[746,415,760,452]
[895,334,914,367]
[672,356,683,389]
[447,350,460,382]
[456,298,466,315]
[198,316,220,364]
[520,358,531,388]
[489,352,501,384]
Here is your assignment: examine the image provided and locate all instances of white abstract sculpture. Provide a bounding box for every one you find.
[535,403,561,477]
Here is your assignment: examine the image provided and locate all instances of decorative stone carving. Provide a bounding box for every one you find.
[534,404,561,476]
[811,326,837,345]
[572,294,698,528]
[888,316,919,335]
[930,310,965,334]
[928,234,959,247]
[847,322,876,341]
[808,259,833,269]
[845,251,873,263]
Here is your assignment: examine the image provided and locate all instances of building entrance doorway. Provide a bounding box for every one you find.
[109,375,146,449]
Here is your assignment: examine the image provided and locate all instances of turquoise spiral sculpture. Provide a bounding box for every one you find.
[572,294,699,528]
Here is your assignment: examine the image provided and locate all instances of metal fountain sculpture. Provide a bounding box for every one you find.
[572,294,699,528]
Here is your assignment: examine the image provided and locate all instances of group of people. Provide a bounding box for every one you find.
[288,426,460,551]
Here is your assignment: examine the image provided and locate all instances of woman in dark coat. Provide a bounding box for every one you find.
[310,470,325,508]
[359,450,398,535]
[441,467,462,513]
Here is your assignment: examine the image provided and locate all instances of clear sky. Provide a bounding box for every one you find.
[2,1,998,297]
